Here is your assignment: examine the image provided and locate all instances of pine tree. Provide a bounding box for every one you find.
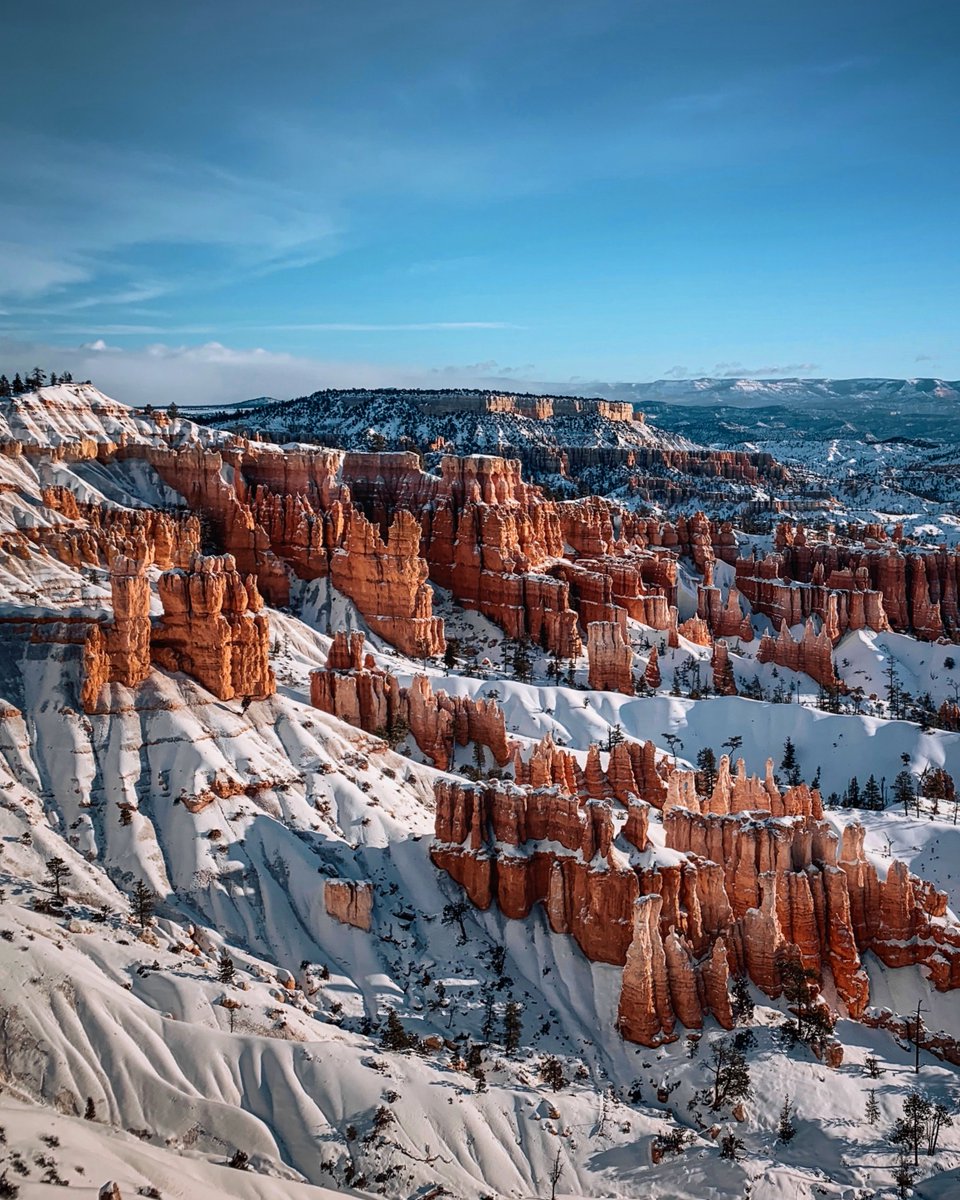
[443,638,458,672]
[44,856,69,903]
[380,1008,418,1053]
[777,1095,796,1142]
[862,775,883,811]
[441,899,470,944]
[865,1089,880,1125]
[510,637,533,683]
[844,776,860,809]
[132,879,155,928]
[703,1038,751,1112]
[730,972,754,1024]
[481,989,497,1040]
[0,376,10,398]
[780,737,801,786]
[890,1090,930,1166]
[218,951,236,984]
[540,1054,565,1091]
[892,1153,915,1198]
[696,747,718,794]
[503,1000,523,1053]
[11,374,24,396]
[719,1132,745,1160]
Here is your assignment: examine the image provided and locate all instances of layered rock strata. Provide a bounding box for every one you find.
[432,736,960,1047]
[310,631,514,771]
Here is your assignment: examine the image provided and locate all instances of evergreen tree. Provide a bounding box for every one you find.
[865,1089,880,1125]
[443,638,458,672]
[605,723,625,753]
[718,1132,745,1160]
[893,769,915,814]
[843,776,860,809]
[218,951,236,984]
[777,956,834,1045]
[730,972,754,1024]
[510,637,533,683]
[891,1090,930,1166]
[503,1000,523,1053]
[132,879,155,928]
[11,374,24,396]
[441,899,470,944]
[48,372,58,386]
[777,1095,796,1142]
[481,989,497,1040]
[0,376,10,398]
[701,1038,751,1112]
[696,747,718,794]
[780,737,801,786]
[539,1054,565,1091]
[892,1153,915,1198]
[380,1008,418,1053]
[862,774,883,811]
[44,856,69,903]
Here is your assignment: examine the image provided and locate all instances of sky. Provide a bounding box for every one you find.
[2,0,959,405]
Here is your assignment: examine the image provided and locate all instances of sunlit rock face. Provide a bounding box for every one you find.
[433,736,960,1047]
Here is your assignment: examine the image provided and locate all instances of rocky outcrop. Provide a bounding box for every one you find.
[81,554,152,712]
[330,510,445,659]
[586,620,633,694]
[433,733,960,1047]
[756,618,838,688]
[739,521,960,643]
[711,640,737,695]
[324,879,374,930]
[644,646,662,688]
[310,632,514,770]
[152,553,276,702]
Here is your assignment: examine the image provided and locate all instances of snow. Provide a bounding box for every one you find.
[0,383,958,1198]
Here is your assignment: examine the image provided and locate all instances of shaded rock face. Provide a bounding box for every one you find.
[432,735,960,1048]
[586,620,634,694]
[735,520,960,643]
[756,618,838,688]
[330,510,445,659]
[310,632,514,771]
[324,879,374,931]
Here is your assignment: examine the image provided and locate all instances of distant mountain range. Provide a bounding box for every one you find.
[556,376,960,411]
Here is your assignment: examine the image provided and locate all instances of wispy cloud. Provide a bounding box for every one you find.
[0,131,342,308]
[0,336,520,409]
[267,321,521,332]
[713,362,820,378]
[663,362,820,379]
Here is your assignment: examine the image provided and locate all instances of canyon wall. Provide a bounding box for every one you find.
[432,736,960,1048]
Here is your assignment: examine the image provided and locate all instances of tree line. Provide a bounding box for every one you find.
[0,368,77,397]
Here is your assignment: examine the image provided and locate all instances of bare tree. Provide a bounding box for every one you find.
[549,1147,563,1200]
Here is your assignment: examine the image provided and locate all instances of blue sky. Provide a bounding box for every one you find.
[2,0,958,404]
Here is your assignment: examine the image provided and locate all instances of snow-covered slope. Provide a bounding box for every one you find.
[0,383,959,1199]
